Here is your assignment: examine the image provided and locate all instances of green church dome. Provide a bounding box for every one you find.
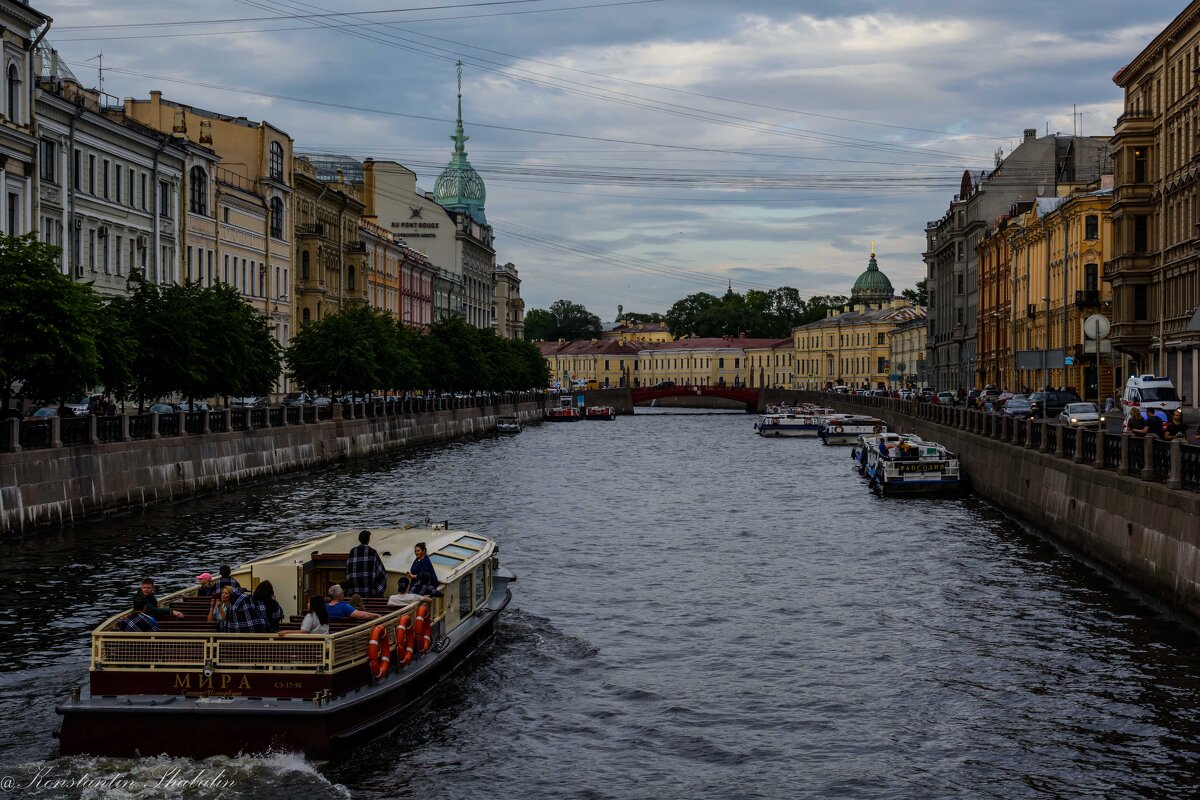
[434,63,487,224]
[851,248,894,306]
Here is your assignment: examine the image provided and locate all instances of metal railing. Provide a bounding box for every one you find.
[157,413,180,437]
[1152,438,1172,481]
[1128,436,1145,472]
[60,417,91,446]
[184,412,205,435]
[1103,432,1122,469]
[1062,426,1077,458]
[1079,429,1097,463]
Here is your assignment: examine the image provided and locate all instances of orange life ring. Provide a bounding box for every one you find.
[873,425,883,434]
[832,425,844,434]
[414,604,432,653]
[395,614,414,667]
[368,624,391,680]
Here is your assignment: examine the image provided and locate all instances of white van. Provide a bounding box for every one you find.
[1123,374,1181,419]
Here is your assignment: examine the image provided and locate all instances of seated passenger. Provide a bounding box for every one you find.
[133,578,184,620]
[117,596,159,632]
[196,572,216,597]
[348,593,365,611]
[223,587,267,633]
[281,596,331,636]
[208,585,233,630]
[406,543,440,595]
[253,581,285,633]
[215,564,241,592]
[898,442,917,461]
[327,584,380,620]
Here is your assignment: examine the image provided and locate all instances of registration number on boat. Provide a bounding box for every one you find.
[895,462,945,473]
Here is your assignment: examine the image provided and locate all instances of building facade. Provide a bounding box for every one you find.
[359,217,434,326]
[600,320,673,343]
[492,261,524,339]
[2,0,49,241]
[292,156,366,325]
[888,316,929,389]
[635,337,781,388]
[123,91,295,386]
[537,338,644,389]
[35,56,188,296]
[745,339,794,389]
[924,132,1111,392]
[1001,187,1116,400]
[1109,1,1200,406]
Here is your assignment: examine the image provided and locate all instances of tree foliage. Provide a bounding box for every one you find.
[901,279,928,307]
[664,287,848,339]
[0,234,100,407]
[522,299,601,341]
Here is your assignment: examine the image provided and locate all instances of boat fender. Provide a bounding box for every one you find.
[368,624,391,680]
[415,604,433,653]
[833,425,844,434]
[396,614,414,667]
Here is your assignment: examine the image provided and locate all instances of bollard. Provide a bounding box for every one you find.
[202,409,211,434]
[50,415,62,448]
[121,412,131,442]
[176,410,186,436]
[150,412,160,440]
[1168,438,1183,490]
[1040,421,1052,453]
[1141,435,1158,481]
[1094,430,1106,468]
[3,418,19,453]
[1054,423,1064,458]
[1118,433,1130,476]
[1073,429,1087,463]
[88,413,99,446]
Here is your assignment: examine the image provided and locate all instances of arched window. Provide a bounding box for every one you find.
[188,166,208,215]
[270,197,284,239]
[302,307,310,324]
[6,63,19,123]
[347,266,356,291]
[269,141,283,180]
[301,250,310,280]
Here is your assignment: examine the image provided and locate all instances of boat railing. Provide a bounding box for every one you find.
[91,589,444,675]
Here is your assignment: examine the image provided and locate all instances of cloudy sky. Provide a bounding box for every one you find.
[42,0,1173,318]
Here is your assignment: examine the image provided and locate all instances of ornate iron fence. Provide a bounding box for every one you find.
[1030,423,1042,450]
[268,408,284,427]
[209,412,229,433]
[249,409,267,428]
[1151,439,1172,481]
[1079,430,1097,463]
[1103,433,1122,469]
[128,414,152,440]
[184,413,205,435]
[157,413,180,437]
[1181,444,1200,490]
[1062,426,1077,458]
[19,421,51,449]
[60,417,91,446]
[1128,436,1145,472]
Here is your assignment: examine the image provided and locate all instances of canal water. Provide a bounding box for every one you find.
[1,409,1199,799]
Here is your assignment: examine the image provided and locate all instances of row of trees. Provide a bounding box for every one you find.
[286,309,549,395]
[0,236,549,409]
[527,279,929,343]
[0,235,281,410]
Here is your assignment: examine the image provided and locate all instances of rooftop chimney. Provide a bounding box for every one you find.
[1024,128,1037,142]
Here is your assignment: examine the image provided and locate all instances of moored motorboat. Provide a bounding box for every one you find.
[546,406,581,421]
[56,524,514,760]
[496,415,522,433]
[584,405,617,420]
[818,415,885,445]
[863,438,964,494]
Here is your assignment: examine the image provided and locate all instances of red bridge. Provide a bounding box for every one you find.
[630,385,761,409]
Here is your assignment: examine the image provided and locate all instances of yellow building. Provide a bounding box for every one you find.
[359,217,434,325]
[1003,185,1115,401]
[745,339,794,388]
[793,300,923,390]
[124,91,296,391]
[493,262,525,339]
[601,320,673,343]
[635,337,780,387]
[293,157,367,325]
[537,339,644,388]
[888,316,928,389]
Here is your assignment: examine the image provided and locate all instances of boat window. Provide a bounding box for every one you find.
[456,535,487,547]
[459,574,473,616]
[430,553,463,568]
[475,567,486,609]
[440,544,478,558]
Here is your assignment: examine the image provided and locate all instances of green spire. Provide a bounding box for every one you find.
[434,61,487,224]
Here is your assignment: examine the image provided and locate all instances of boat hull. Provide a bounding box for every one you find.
[56,588,512,760]
[754,425,818,437]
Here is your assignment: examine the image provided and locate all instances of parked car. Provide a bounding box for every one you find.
[312,397,332,407]
[651,381,676,389]
[147,403,176,415]
[64,394,103,415]
[282,392,311,407]
[1028,389,1081,419]
[232,396,268,408]
[1058,402,1101,428]
[24,406,62,422]
[1000,394,1032,418]
[935,391,955,406]
[177,401,211,412]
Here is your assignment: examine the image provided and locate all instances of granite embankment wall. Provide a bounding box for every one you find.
[797,392,1200,619]
[0,400,546,536]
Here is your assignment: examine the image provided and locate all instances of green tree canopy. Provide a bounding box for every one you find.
[522,299,601,341]
[901,279,928,307]
[0,234,99,407]
[664,292,722,338]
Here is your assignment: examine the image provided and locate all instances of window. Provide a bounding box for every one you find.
[347,266,355,292]
[115,165,122,203]
[269,141,284,180]
[1133,285,1148,320]
[102,160,109,199]
[475,567,486,609]
[302,307,311,324]
[127,169,134,206]
[718,357,725,368]
[1084,214,1099,240]
[734,358,740,368]
[301,250,310,280]
[1133,147,1148,183]
[1133,215,1149,252]
[224,254,230,284]
[39,140,56,183]
[6,63,19,123]
[957,273,964,294]
[88,154,95,194]
[102,234,109,275]
[88,229,95,272]
[458,574,473,616]
[188,166,207,215]
[73,149,80,190]
[115,235,122,276]
[6,192,17,235]
[270,197,283,238]
[159,180,172,218]
[956,241,965,260]
[1084,263,1099,293]
[72,227,81,269]
[140,174,147,211]
[877,332,886,345]
[187,246,193,281]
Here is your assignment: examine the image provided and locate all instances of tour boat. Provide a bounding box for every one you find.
[859,437,963,494]
[545,406,581,421]
[496,415,522,433]
[56,524,515,760]
[818,415,885,445]
[754,406,835,437]
[584,405,617,420]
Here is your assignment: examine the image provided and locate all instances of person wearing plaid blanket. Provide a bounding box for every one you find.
[345,529,387,598]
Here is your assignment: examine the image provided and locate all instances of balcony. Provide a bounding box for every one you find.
[298,223,325,237]
[1074,290,1100,307]
[1115,109,1154,126]
[345,241,367,253]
